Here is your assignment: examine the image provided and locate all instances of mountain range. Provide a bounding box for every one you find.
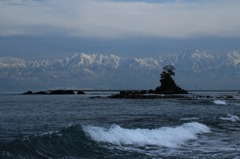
[0,50,240,92]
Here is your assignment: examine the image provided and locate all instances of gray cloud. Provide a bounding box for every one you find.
[0,0,240,38]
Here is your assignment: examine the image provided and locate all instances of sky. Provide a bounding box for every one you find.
[0,0,240,59]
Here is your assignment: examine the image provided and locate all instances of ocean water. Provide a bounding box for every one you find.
[0,91,240,159]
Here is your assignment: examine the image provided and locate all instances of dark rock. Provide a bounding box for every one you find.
[140,90,147,94]
[77,90,85,94]
[109,92,191,99]
[49,90,75,95]
[225,95,233,99]
[155,86,188,94]
[148,89,155,94]
[119,91,126,95]
[216,95,234,99]
[22,91,33,95]
[34,91,48,95]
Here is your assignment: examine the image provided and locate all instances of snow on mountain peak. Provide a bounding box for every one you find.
[98,54,121,69]
[79,53,97,65]
[1,51,240,91]
[192,51,214,61]
[63,53,121,69]
[0,57,26,68]
[227,51,240,66]
[132,58,159,69]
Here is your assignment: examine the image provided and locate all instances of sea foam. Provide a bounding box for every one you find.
[83,122,210,148]
[220,114,240,122]
[213,99,227,105]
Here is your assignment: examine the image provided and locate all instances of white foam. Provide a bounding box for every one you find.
[83,122,210,148]
[213,99,227,105]
[220,114,240,122]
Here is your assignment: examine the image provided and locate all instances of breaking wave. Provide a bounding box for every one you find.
[83,122,210,148]
[213,99,227,105]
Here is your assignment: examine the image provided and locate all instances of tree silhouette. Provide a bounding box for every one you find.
[162,65,175,75]
[155,65,188,94]
[161,65,175,80]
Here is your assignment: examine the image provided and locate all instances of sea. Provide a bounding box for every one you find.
[0,91,240,159]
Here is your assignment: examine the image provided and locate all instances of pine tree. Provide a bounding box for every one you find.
[155,65,188,94]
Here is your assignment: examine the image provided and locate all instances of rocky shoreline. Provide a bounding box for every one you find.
[21,89,236,100]
[22,90,85,95]
[108,90,234,100]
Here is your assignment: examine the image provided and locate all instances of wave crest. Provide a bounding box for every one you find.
[83,122,210,148]
[213,100,227,105]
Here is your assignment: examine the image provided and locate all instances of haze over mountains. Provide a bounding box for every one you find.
[0,50,240,92]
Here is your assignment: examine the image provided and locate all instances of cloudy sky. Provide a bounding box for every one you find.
[0,0,240,59]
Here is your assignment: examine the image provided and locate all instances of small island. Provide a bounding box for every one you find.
[109,65,234,100]
[110,65,189,99]
[155,65,188,94]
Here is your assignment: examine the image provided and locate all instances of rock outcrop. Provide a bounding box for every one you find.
[155,65,188,94]
[48,90,75,95]
[22,90,85,95]
[109,65,188,99]
[77,90,85,94]
[109,90,190,99]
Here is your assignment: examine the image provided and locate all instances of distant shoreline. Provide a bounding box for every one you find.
[8,89,236,100]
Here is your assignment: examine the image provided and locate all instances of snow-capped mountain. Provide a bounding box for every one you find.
[0,51,240,92]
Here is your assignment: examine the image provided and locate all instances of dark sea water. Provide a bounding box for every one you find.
[0,91,240,159]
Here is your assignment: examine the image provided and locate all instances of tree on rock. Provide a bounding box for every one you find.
[155,65,188,94]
